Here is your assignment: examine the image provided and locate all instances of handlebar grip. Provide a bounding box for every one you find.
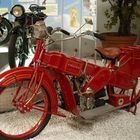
[29,4,46,12]
[60,29,70,36]
[29,4,38,11]
[82,31,104,40]
[93,33,105,40]
[47,26,53,35]
[38,6,46,10]
[2,12,8,17]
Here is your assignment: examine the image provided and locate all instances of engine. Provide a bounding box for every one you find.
[31,20,48,39]
[79,88,107,111]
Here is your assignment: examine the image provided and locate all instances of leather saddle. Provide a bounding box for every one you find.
[95,47,121,60]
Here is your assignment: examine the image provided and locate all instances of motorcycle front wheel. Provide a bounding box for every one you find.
[0,79,51,140]
[0,19,12,46]
[8,33,28,68]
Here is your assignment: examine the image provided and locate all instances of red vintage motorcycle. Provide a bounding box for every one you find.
[0,20,140,140]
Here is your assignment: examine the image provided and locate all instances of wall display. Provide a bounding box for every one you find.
[70,7,78,28]
[18,0,34,2]
[0,0,97,31]
[63,0,81,33]
[40,0,62,29]
[43,3,58,16]
[40,0,97,33]
[41,0,57,4]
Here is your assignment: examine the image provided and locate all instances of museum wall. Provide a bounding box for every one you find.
[0,0,139,63]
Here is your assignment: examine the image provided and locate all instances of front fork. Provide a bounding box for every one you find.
[12,68,44,113]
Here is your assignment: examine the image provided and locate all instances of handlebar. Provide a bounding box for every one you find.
[60,29,70,36]
[47,26,53,35]
[51,27,70,36]
[93,33,105,40]
[1,12,8,17]
[49,30,104,44]
[29,4,46,12]
[82,30,105,40]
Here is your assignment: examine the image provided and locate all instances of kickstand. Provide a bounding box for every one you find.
[128,99,137,115]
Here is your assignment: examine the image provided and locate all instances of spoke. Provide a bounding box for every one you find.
[32,105,46,112]
[119,89,124,94]
[12,83,22,102]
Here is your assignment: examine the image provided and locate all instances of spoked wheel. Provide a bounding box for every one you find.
[0,79,51,140]
[0,19,12,45]
[8,33,28,68]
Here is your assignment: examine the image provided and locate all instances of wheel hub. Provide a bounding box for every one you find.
[13,101,32,113]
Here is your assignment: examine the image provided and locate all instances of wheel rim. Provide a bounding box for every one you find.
[0,80,50,139]
[0,23,8,42]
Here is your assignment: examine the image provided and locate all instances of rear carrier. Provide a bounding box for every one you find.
[121,46,140,77]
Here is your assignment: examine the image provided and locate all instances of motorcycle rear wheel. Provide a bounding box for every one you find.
[0,79,51,140]
[8,33,28,68]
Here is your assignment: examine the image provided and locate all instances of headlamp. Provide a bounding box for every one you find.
[11,5,25,17]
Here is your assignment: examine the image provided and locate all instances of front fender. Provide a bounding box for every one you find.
[0,67,58,114]
[11,25,23,34]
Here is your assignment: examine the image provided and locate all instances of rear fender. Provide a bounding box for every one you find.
[0,67,58,114]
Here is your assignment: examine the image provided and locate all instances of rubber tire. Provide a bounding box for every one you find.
[0,81,51,140]
[0,19,12,45]
[8,33,28,68]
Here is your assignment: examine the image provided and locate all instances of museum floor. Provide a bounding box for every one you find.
[1,101,140,140]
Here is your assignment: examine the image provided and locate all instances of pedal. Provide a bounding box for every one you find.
[80,103,130,119]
